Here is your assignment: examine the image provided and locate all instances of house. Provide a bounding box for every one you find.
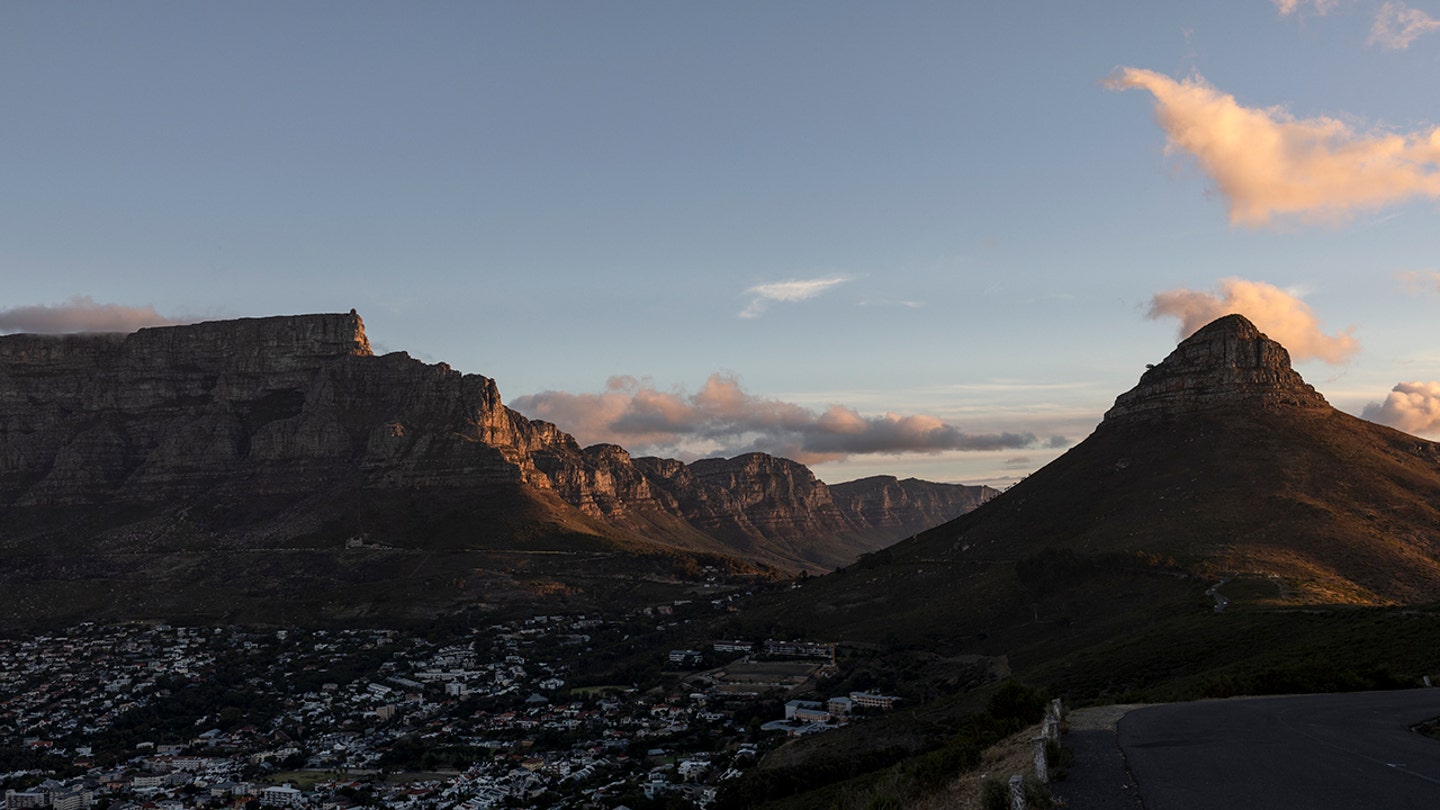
[849,691,901,710]
[667,650,703,666]
[784,700,825,720]
[261,784,303,807]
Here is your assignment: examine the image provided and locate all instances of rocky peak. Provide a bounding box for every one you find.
[1104,314,1329,423]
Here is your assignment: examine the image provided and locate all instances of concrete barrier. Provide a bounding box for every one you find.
[1009,774,1026,810]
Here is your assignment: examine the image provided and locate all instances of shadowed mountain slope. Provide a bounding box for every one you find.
[748,315,1440,649]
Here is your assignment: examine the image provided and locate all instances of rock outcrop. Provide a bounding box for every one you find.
[0,312,989,574]
[828,475,999,535]
[1104,314,1328,424]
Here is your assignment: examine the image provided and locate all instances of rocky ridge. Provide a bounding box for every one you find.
[1104,314,1328,423]
[0,312,992,573]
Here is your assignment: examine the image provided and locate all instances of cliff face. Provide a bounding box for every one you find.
[1104,314,1328,423]
[0,312,561,506]
[828,476,999,536]
[0,313,989,574]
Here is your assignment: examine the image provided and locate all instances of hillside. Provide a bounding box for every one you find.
[720,314,1440,807]
[752,314,1440,639]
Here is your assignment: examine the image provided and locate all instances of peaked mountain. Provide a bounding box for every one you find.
[0,312,992,626]
[754,314,1440,648]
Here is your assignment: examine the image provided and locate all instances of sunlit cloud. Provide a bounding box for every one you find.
[1369,1,1440,47]
[1273,0,1341,15]
[1148,277,1359,364]
[0,296,186,334]
[1105,67,1440,226]
[1363,380,1440,435]
[739,276,849,319]
[512,373,1058,465]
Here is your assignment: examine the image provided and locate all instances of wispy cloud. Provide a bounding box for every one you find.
[1369,1,1440,47]
[1105,67,1440,226]
[1363,380,1440,435]
[1148,277,1359,364]
[0,296,186,334]
[1396,269,1440,294]
[739,276,849,319]
[512,373,1059,465]
[858,298,924,309]
[1273,0,1341,15]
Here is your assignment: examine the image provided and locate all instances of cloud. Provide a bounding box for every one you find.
[511,373,1053,465]
[740,276,849,319]
[1396,269,1440,294]
[1105,67,1440,226]
[1370,1,1440,47]
[1273,0,1340,15]
[1148,277,1359,364]
[0,296,185,334]
[1363,380,1440,435]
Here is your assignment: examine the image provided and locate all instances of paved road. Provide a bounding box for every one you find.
[1117,690,1440,809]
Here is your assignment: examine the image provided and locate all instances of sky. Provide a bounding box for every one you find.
[4,1,1440,487]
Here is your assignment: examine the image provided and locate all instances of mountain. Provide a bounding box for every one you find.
[721,314,1440,804]
[747,313,1440,653]
[0,312,992,626]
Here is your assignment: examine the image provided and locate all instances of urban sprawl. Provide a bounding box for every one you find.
[2,603,901,809]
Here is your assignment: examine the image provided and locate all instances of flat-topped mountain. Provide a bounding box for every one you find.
[0,312,993,626]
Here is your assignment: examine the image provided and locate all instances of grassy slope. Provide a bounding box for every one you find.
[0,483,775,630]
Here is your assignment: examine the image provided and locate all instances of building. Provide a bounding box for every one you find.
[261,785,303,807]
[848,691,901,710]
[784,700,825,720]
[762,640,835,662]
[4,792,49,810]
[668,649,703,666]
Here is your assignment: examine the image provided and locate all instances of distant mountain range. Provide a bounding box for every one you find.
[0,312,994,626]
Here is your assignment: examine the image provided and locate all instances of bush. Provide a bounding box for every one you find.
[987,680,1049,727]
[979,777,1009,810]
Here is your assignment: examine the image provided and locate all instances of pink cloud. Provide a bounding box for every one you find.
[1369,1,1440,48]
[0,296,186,334]
[1106,68,1440,226]
[512,373,1054,464]
[1363,381,1440,435]
[1148,278,1358,364]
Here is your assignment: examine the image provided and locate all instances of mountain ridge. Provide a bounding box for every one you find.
[0,312,995,625]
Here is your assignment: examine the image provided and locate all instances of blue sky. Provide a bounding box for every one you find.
[5,1,1440,486]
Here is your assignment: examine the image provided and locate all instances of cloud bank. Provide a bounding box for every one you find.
[0,296,185,334]
[512,374,1057,465]
[1148,278,1358,364]
[1363,381,1440,435]
[1370,1,1440,48]
[740,276,849,319]
[1106,67,1440,226]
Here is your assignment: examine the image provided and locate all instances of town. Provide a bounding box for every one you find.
[1,602,903,810]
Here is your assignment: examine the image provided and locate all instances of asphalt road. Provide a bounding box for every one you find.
[1118,690,1440,809]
